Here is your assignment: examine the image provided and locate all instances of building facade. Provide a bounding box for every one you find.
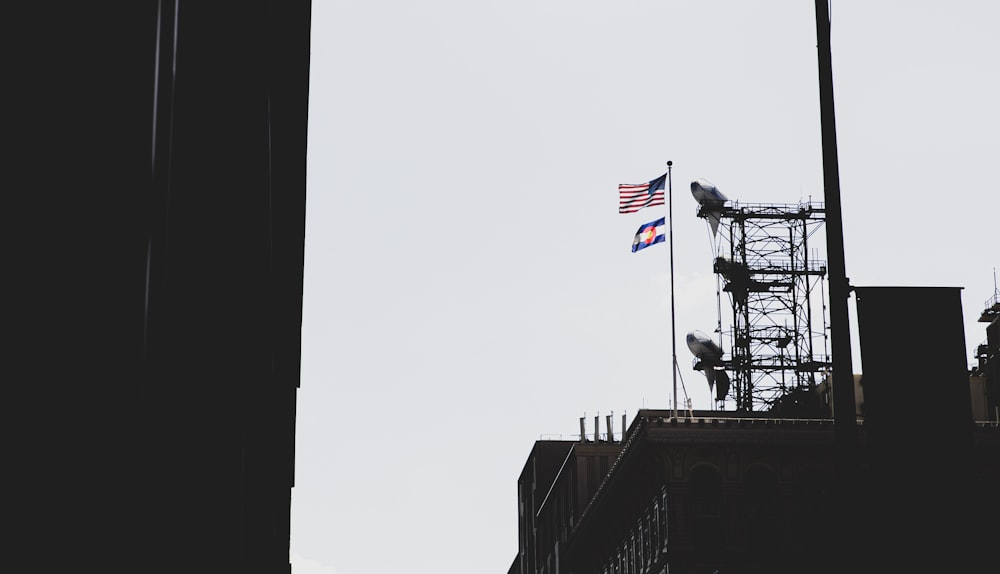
[508,286,1000,573]
[565,411,838,574]
[13,3,311,573]
[512,439,623,574]
[972,289,1000,421]
[511,408,1000,574]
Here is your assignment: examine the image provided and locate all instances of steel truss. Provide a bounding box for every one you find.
[698,201,831,411]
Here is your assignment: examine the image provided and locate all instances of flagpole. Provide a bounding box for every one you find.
[667,160,677,418]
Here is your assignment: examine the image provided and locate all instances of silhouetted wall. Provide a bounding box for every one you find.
[856,287,973,444]
[13,3,311,573]
[854,287,977,571]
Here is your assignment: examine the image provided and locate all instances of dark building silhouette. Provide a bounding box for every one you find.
[511,434,623,574]
[855,287,974,449]
[853,286,993,572]
[13,3,311,573]
[972,288,1000,422]
[512,412,839,574]
[509,289,1000,573]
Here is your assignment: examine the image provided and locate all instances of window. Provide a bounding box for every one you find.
[636,523,644,570]
[660,488,669,549]
[643,510,651,569]
[629,533,636,574]
[652,501,660,557]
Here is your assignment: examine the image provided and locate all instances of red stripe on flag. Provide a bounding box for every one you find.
[619,190,665,213]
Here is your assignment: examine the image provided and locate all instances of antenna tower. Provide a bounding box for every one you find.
[698,200,831,411]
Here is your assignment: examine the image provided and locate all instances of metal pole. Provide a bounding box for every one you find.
[814,0,856,442]
[668,161,678,417]
[814,1,859,570]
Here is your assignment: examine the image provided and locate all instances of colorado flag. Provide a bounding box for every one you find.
[631,217,666,253]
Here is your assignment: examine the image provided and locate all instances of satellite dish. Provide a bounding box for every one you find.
[690,179,727,236]
[690,179,727,205]
[688,330,729,397]
[686,330,723,361]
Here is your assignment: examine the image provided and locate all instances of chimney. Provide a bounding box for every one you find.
[579,416,586,442]
[607,413,614,442]
[594,414,599,442]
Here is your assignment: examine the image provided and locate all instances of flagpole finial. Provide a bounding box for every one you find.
[667,160,672,167]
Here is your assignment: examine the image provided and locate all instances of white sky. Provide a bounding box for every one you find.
[292,1,999,572]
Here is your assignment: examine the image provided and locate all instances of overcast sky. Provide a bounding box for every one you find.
[291,1,999,572]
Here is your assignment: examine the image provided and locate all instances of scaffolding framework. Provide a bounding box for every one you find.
[698,201,831,411]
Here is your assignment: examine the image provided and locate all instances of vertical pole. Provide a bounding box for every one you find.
[814,0,857,442]
[814,1,858,570]
[804,220,815,387]
[668,161,678,418]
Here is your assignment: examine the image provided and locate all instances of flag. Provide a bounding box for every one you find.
[632,217,665,253]
[619,173,667,214]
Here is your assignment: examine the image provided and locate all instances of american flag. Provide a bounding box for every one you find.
[618,173,667,214]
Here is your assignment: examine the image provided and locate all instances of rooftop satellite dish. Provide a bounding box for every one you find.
[690,179,727,236]
[690,179,727,204]
[686,330,724,361]
[687,330,729,400]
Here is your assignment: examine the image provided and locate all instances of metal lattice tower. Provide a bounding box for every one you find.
[698,201,831,412]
